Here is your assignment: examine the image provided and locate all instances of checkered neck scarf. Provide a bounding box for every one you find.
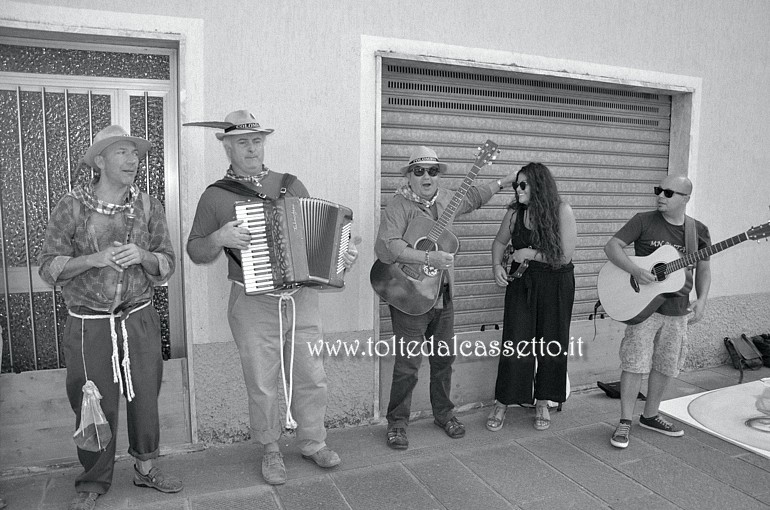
[70,180,138,215]
[225,165,270,185]
[395,184,438,208]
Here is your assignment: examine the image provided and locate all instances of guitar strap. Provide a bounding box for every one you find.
[678,214,697,296]
[207,173,297,268]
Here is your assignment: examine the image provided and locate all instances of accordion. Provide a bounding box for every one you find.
[234,197,353,295]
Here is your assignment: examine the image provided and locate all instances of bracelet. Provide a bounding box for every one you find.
[424,250,431,266]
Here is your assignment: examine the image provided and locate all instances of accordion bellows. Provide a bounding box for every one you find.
[235,197,353,295]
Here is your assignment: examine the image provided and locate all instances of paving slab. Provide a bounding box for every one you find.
[404,454,515,510]
[616,454,769,510]
[331,463,440,510]
[275,475,350,510]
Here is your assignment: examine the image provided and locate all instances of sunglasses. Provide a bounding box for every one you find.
[513,181,528,191]
[654,186,688,198]
[410,166,441,177]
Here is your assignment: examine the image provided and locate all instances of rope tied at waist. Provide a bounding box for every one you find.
[68,301,151,402]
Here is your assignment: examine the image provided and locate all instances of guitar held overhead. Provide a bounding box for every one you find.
[597,221,770,324]
[370,140,500,316]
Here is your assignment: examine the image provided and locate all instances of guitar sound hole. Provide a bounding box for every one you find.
[652,263,667,282]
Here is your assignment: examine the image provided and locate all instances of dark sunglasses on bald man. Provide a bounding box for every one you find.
[410,165,441,177]
[654,186,688,198]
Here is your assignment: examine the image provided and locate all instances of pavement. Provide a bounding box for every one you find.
[2,364,770,510]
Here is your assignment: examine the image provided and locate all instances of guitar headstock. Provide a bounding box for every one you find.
[748,220,770,242]
[475,140,500,167]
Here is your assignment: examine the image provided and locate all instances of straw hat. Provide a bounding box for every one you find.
[183,109,274,140]
[83,125,151,168]
[399,146,448,175]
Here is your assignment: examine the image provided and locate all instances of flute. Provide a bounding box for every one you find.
[108,206,137,314]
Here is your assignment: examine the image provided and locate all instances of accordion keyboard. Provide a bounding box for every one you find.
[234,201,280,294]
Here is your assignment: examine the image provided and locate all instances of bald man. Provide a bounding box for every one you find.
[604,175,711,449]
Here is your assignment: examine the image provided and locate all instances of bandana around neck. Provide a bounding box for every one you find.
[70,179,138,215]
[225,165,269,186]
[395,183,438,208]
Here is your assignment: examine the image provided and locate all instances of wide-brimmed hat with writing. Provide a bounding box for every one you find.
[83,125,151,168]
[183,110,274,140]
[399,146,448,175]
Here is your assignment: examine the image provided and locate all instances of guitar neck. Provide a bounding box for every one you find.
[666,232,748,273]
[426,164,483,242]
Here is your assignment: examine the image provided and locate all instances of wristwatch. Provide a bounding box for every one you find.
[496,179,503,190]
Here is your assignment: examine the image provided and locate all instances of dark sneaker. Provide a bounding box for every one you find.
[133,466,183,493]
[68,492,99,510]
[639,414,684,437]
[302,446,341,468]
[611,420,631,449]
[261,451,287,485]
[386,426,409,450]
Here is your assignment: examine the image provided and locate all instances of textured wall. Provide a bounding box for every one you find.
[194,330,376,443]
[683,292,770,370]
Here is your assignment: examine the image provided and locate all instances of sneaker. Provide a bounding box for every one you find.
[68,492,99,510]
[639,414,684,437]
[261,451,287,485]
[302,446,341,468]
[611,420,631,449]
[133,465,183,493]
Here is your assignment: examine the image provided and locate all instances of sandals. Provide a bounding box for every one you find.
[534,404,550,431]
[486,403,507,432]
[434,416,466,439]
[386,427,408,450]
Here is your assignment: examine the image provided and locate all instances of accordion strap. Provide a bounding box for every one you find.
[210,173,297,269]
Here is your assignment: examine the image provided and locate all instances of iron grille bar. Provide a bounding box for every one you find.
[144,91,150,194]
[16,86,39,370]
[0,190,13,371]
[88,90,94,179]
[41,87,61,368]
[64,89,72,192]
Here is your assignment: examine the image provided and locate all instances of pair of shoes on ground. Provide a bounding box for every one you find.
[263,447,341,485]
[386,416,466,449]
[133,465,184,493]
[611,414,684,449]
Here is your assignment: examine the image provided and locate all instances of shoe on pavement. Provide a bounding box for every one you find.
[302,446,341,468]
[262,451,287,485]
[611,420,631,449]
[639,414,684,437]
[133,465,183,493]
[434,416,466,438]
[68,492,99,510]
[386,426,409,450]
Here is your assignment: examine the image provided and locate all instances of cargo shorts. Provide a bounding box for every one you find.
[619,313,688,377]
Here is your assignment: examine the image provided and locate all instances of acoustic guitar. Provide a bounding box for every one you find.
[597,221,770,324]
[370,140,500,315]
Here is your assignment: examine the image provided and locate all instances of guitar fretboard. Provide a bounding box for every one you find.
[426,164,484,243]
[666,232,748,274]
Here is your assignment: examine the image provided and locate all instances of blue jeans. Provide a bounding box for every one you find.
[386,301,456,429]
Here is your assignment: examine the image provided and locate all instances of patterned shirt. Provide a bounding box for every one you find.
[38,190,175,312]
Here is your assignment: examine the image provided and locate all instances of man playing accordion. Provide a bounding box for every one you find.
[187,110,358,485]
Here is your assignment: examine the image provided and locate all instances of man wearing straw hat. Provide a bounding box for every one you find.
[374,145,517,450]
[186,110,358,485]
[39,125,180,510]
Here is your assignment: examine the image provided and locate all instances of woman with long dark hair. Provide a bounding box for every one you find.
[486,163,577,432]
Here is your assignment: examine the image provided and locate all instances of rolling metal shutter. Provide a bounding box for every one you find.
[378,58,671,339]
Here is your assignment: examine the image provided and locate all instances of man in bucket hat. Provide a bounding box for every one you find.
[374,145,518,450]
[39,125,181,510]
[186,109,358,485]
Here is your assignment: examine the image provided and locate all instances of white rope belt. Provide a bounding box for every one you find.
[68,301,151,402]
[270,288,299,433]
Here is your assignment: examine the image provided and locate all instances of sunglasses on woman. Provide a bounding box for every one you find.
[410,166,441,177]
[512,181,528,191]
[654,186,688,198]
